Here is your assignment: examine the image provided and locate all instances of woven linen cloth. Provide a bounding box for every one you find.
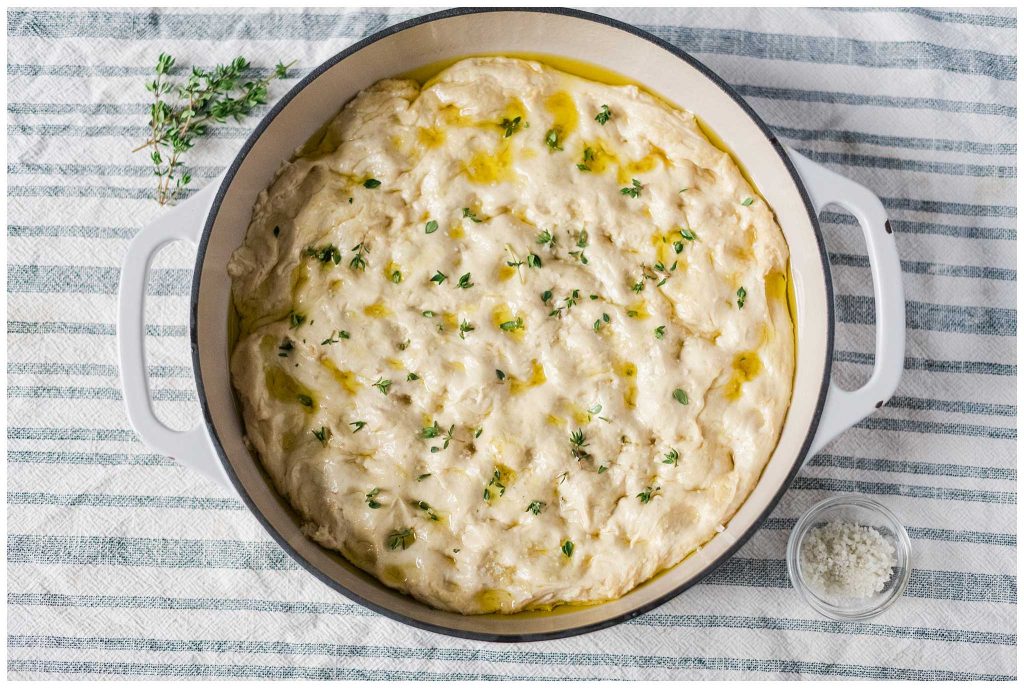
[7,7,1016,680]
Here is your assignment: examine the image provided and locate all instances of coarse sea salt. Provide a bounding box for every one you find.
[799,520,896,600]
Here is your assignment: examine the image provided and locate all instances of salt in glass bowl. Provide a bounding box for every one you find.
[786,495,912,620]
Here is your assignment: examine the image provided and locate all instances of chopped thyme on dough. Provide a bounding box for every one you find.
[499,317,524,332]
[372,377,392,395]
[544,128,563,150]
[737,286,747,309]
[305,243,342,265]
[541,289,553,304]
[536,229,554,246]
[626,309,639,318]
[637,486,658,503]
[424,219,439,234]
[654,325,666,340]
[526,500,545,515]
[390,269,402,284]
[569,428,593,462]
[277,339,294,357]
[406,372,420,381]
[363,178,381,188]
[548,289,580,318]
[296,393,313,407]
[484,469,506,501]
[349,420,367,433]
[416,473,432,481]
[597,465,608,474]
[561,540,574,558]
[430,270,447,285]
[595,104,611,125]
[741,196,755,206]
[458,319,475,339]
[320,330,349,345]
[421,421,442,439]
[680,228,696,241]
[365,487,382,509]
[414,500,440,521]
[577,146,595,171]
[288,311,306,329]
[456,272,474,289]
[501,116,523,138]
[349,242,368,271]
[569,229,589,264]
[620,178,643,198]
[672,388,689,405]
[631,280,644,294]
[462,207,484,223]
[663,448,679,466]
[387,527,415,550]
[526,253,542,268]
[496,369,506,381]
[422,310,436,317]
[312,426,331,446]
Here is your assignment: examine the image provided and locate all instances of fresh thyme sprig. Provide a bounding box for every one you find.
[135,53,295,205]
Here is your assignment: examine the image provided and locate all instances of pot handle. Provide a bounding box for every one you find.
[116,179,230,488]
[785,147,906,456]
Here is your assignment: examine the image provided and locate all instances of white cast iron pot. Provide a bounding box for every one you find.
[116,8,905,641]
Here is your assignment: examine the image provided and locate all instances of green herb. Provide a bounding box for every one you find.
[475,427,483,438]
[637,486,657,503]
[595,104,611,125]
[424,220,439,234]
[632,280,644,294]
[541,289,553,304]
[349,242,368,271]
[588,403,603,415]
[363,178,381,189]
[569,428,592,462]
[462,207,483,223]
[501,116,523,138]
[414,500,440,521]
[430,270,447,285]
[672,388,689,405]
[406,372,420,381]
[422,310,436,318]
[496,369,506,381]
[484,469,506,502]
[397,339,410,351]
[741,197,755,206]
[387,527,415,550]
[680,229,696,241]
[663,448,679,466]
[654,325,666,340]
[305,244,342,265]
[577,146,595,171]
[499,317,524,332]
[569,229,589,265]
[545,128,563,150]
[561,540,574,558]
[626,310,639,318]
[548,289,580,318]
[312,426,331,446]
[372,377,392,395]
[137,53,294,205]
[365,487,382,509]
[597,465,608,474]
[417,473,432,481]
[536,229,554,246]
[321,330,349,345]
[277,339,294,357]
[288,311,306,329]
[620,178,643,198]
[390,269,402,284]
[526,253,542,268]
[737,286,747,309]
[458,320,475,339]
[525,500,545,515]
[296,393,313,407]
[349,420,367,433]
[673,241,685,254]
[558,471,569,484]
[457,272,474,289]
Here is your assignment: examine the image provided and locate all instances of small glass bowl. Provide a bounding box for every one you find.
[786,495,912,620]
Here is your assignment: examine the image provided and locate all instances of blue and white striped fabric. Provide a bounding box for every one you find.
[7,7,1016,680]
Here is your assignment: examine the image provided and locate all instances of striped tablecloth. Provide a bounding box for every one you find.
[7,7,1016,680]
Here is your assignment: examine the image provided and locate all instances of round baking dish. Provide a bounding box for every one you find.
[117,8,905,641]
